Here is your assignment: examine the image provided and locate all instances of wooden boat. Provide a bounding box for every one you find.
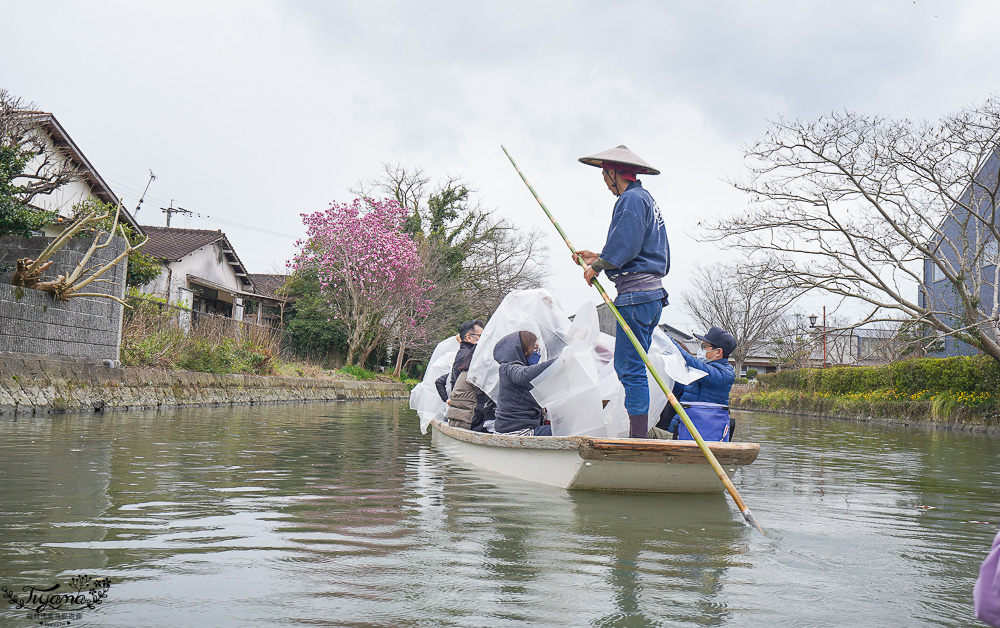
[430,420,760,493]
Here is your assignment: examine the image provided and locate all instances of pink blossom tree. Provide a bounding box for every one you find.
[292,198,434,367]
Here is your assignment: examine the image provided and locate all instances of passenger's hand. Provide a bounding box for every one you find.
[446,398,452,405]
[573,249,599,266]
[583,265,599,286]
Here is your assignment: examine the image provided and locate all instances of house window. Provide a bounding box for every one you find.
[984,240,999,267]
[932,263,946,282]
[190,284,233,317]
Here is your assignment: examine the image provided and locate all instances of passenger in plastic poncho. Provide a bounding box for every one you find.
[435,320,492,432]
[659,326,738,435]
[493,330,556,436]
[573,145,669,439]
[434,320,483,402]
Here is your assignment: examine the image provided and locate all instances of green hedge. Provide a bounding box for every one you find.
[757,356,1000,395]
[732,387,999,422]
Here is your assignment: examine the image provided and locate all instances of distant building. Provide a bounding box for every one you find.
[920,145,1000,357]
[245,273,290,327]
[139,226,254,321]
[738,347,780,377]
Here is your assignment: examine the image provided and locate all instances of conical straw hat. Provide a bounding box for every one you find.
[578,145,660,175]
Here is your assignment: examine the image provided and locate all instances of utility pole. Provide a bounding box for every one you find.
[822,306,827,368]
[161,200,192,227]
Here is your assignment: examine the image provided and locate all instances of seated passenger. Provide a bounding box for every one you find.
[493,330,556,436]
[657,326,737,436]
[435,320,484,402]
[437,320,492,432]
[446,349,479,430]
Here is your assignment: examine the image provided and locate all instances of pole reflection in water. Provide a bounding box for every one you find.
[0,401,996,626]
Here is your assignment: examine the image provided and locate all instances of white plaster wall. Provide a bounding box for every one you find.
[139,241,246,314]
[141,262,171,297]
[21,130,106,231]
[176,286,193,331]
[35,178,98,218]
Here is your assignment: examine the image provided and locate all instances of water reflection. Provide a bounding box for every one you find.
[409,448,750,626]
[0,403,996,626]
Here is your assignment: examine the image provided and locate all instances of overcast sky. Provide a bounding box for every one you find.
[4,1,1000,333]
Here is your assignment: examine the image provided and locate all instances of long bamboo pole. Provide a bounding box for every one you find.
[501,145,764,534]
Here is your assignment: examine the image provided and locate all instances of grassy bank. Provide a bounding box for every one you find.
[121,297,416,385]
[121,298,282,375]
[733,356,1000,426]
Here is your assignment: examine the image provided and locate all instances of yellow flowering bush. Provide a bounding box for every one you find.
[731,386,997,422]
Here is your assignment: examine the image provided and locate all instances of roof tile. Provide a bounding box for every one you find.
[248,273,290,299]
[140,226,224,260]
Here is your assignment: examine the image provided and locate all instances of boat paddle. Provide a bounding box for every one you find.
[501,145,764,535]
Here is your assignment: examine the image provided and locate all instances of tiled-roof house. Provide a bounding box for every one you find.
[139,226,253,319]
[245,273,290,326]
[21,112,142,236]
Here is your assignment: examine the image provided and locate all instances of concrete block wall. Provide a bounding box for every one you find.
[0,352,410,416]
[0,235,127,362]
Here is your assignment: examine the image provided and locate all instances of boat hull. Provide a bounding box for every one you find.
[430,421,759,493]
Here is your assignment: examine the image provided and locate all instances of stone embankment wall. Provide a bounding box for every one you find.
[0,235,127,362]
[0,353,409,416]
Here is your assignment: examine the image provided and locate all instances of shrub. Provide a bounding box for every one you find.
[732,384,998,422]
[757,356,1000,396]
[339,364,378,380]
[121,296,281,375]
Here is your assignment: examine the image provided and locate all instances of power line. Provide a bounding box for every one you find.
[196,215,300,239]
[169,192,302,232]
[102,173,301,238]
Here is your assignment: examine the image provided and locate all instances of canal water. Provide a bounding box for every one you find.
[0,401,997,627]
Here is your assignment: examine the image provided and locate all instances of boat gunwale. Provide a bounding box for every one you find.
[430,420,760,462]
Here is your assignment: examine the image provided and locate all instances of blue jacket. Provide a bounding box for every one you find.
[493,332,555,433]
[672,339,735,406]
[600,180,670,281]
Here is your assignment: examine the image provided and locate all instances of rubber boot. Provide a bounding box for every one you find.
[628,414,649,439]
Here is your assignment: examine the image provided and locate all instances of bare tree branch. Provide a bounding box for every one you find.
[1,89,81,206]
[681,260,803,374]
[704,100,1000,363]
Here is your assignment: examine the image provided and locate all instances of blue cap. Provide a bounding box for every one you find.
[694,326,737,357]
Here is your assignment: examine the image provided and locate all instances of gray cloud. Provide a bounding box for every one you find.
[2,0,998,330]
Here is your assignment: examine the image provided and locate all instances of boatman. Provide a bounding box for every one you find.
[573,145,669,439]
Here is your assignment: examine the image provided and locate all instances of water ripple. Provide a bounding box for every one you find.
[0,403,995,626]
